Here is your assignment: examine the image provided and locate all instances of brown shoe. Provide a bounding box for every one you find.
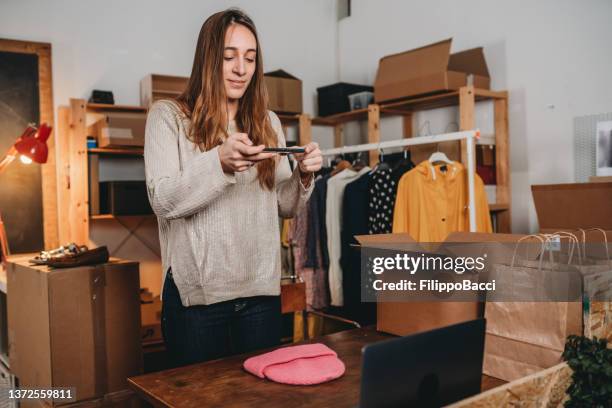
[47,246,110,268]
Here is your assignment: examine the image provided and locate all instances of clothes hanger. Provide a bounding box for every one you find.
[351,151,367,171]
[377,148,390,171]
[369,147,389,174]
[332,150,352,176]
[428,144,453,165]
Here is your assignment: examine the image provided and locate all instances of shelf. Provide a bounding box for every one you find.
[87,103,147,113]
[312,108,370,126]
[489,203,509,212]
[88,147,144,156]
[152,89,182,94]
[277,113,302,125]
[380,88,507,114]
[311,88,508,126]
[90,214,155,220]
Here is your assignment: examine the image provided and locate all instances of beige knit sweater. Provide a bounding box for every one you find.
[144,100,314,306]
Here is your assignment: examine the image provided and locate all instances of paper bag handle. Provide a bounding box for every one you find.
[576,227,610,262]
[511,234,547,270]
[543,232,581,265]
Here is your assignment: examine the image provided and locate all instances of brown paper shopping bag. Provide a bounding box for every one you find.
[483,235,583,381]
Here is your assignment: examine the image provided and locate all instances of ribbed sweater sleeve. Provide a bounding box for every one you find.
[144,100,237,220]
[270,112,314,218]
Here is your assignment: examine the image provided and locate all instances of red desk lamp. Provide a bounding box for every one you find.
[0,123,52,266]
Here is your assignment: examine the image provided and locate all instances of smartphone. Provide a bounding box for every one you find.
[263,147,305,155]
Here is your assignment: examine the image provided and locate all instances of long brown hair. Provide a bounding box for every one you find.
[176,8,277,190]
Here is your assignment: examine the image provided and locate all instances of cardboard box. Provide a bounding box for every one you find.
[374,38,490,103]
[264,70,302,114]
[355,231,524,336]
[532,182,612,230]
[7,256,143,405]
[140,295,162,345]
[27,389,140,408]
[589,175,612,183]
[87,112,146,148]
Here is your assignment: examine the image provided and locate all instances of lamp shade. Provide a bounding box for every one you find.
[14,123,51,164]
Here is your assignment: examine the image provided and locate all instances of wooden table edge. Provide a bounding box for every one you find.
[128,377,175,408]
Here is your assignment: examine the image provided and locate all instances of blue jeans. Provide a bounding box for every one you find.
[161,269,281,367]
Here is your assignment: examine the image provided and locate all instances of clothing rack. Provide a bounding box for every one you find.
[320,130,480,232]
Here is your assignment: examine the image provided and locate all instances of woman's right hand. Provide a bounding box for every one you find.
[218,133,274,173]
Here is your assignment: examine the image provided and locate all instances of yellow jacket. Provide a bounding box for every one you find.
[392,160,492,241]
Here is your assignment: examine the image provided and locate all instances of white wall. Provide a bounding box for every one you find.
[0,0,338,295]
[338,0,612,233]
[0,0,338,115]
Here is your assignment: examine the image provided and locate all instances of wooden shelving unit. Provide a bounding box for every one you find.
[310,86,511,233]
[87,147,144,156]
[56,99,153,244]
[140,74,188,108]
[57,85,511,235]
[86,103,147,113]
[90,214,156,221]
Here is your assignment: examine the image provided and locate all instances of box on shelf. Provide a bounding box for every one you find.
[87,111,146,148]
[317,83,373,117]
[264,70,302,114]
[374,38,490,103]
[7,256,143,405]
[348,91,374,111]
[140,73,188,108]
[99,181,152,216]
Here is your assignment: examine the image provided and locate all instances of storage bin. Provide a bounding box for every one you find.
[348,91,374,110]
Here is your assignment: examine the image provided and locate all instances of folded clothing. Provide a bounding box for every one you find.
[243,343,345,385]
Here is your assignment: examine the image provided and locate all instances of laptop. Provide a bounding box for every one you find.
[358,319,486,408]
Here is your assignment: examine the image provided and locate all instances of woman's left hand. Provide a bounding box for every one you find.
[295,142,322,178]
[293,142,322,188]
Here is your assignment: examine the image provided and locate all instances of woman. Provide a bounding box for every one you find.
[144,8,322,367]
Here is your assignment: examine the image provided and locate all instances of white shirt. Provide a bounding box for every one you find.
[325,166,371,306]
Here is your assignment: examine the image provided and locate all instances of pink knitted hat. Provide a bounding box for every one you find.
[243,343,346,385]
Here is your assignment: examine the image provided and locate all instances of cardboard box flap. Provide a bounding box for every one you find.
[355,233,416,246]
[448,47,490,77]
[532,182,612,230]
[444,232,525,243]
[265,69,300,80]
[375,38,453,85]
[356,232,525,246]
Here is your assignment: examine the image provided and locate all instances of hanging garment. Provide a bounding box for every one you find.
[367,167,395,235]
[325,166,371,306]
[392,160,492,242]
[304,174,332,270]
[304,175,324,269]
[340,171,376,324]
[280,218,294,278]
[368,153,414,235]
[290,202,329,310]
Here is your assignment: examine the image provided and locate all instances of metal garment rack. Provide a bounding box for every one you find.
[320,130,480,232]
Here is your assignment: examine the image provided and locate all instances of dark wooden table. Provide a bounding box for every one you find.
[128,327,505,408]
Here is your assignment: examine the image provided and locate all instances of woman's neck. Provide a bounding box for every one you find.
[226,99,239,121]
